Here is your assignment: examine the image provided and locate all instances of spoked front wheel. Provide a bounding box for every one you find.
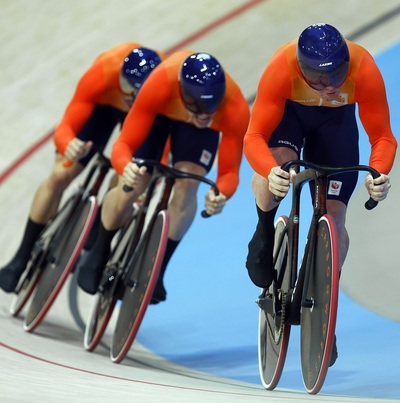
[258,216,291,390]
[23,196,97,332]
[111,210,169,363]
[300,214,340,394]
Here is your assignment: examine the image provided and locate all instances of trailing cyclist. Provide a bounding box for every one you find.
[0,43,165,292]
[76,51,250,302]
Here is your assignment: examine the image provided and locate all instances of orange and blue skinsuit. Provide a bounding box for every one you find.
[111,50,250,200]
[244,39,397,182]
[53,42,165,162]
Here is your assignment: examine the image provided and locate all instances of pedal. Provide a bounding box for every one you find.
[256,294,274,313]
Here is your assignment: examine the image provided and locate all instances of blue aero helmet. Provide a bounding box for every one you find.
[120,47,162,98]
[296,23,350,90]
[179,52,226,114]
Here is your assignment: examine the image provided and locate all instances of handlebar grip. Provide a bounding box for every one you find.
[365,197,378,210]
[123,184,134,192]
[271,163,291,203]
[365,168,380,210]
[272,194,284,203]
[201,210,211,218]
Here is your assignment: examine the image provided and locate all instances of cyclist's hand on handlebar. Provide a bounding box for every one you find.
[122,162,147,190]
[64,139,93,162]
[204,190,226,215]
[268,166,296,198]
[365,173,391,201]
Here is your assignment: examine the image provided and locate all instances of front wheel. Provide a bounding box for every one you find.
[23,196,97,332]
[9,260,42,317]
[258,216,291,390]
[111,210,169,363]
[10,193,81,317]
[84,213,138,352]
[300,214,340,394]
[84,288,117,352]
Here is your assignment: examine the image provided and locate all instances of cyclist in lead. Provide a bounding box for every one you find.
[244,23,397,365]
[0,43,164,293]
[76,51,250,303]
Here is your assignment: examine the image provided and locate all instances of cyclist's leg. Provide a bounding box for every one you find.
[149,120,219,302]
[303,104,359,368]
[150,160,205,304]
[326,200,348,268]
[0,155,82,292]
[83,173,119,251]
[304,103,359,269]
[77,116,170,295]
[0,104,121,293]
[77,171,152,295]
[246,101,302,289]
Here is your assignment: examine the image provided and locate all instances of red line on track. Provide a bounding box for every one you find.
[165,0,264,55]
[0,0,263,186]
[0,129,54,185]
[0,342,266,398]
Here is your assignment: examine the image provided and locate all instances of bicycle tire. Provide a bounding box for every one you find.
[110,210,169,363]
[23,195,97,332]
[258,216,291,390]
[9,262,42,317]
[300,214,340,394]
[84,213,138,352]
[9,192,83,316]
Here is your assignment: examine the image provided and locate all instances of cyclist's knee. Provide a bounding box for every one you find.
[49,158,82,190]
[44,171,72,193]
[171,162,204,203]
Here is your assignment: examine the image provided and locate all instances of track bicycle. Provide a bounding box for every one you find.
[84,157,219,363]
[10,150,112,333]
[257,160,379,394]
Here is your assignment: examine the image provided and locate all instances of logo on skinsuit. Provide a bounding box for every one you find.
[200,149,212,166]
[328,180,342,196]
[331,93,348,105]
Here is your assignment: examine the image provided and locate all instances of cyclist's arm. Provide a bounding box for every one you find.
[53,62,106,155]
[215,91,250,199]
[243,51,292,179]
[111,71,170,175]
[355,52,397,174]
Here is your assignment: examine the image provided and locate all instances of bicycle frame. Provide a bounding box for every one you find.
[43,151,111,255]
[121,174,172,288]
[85,157,220,361]
[274,160,380,325]
[15,149,112,330]
[258,159,380,394]
[119,157,219,288]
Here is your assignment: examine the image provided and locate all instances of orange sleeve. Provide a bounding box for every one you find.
[111,67,171,175]
[355,51,397,174]
[53,62,106,154]
[215,89,250,199]
[243,49,293,179]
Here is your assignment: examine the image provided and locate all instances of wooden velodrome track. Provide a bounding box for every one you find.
[1,1,400,401]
